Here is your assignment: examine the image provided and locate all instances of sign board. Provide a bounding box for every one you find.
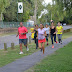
[18,2,23,13]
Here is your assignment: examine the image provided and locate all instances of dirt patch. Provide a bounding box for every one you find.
[0,27,31,34]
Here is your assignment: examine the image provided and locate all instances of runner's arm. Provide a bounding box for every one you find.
[60,27,63,32]
[21,27,28,35]
[49,27,51,35]
[16,31,19,37]
[32,29,35,33]
[36,31,38,39]
[21,32,28,35]
[44,31,47,36]
[56,27,58,32]
[54,27,57,34]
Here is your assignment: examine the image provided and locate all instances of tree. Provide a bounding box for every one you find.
[44,0,72,24]
[3,0,34,22]
[0,0,10,20]
[3,0,44,22]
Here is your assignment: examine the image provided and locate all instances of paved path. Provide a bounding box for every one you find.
[0,33,31,49]
[0,36,72,72]
[0,25,72,49]
[63,25,72,30]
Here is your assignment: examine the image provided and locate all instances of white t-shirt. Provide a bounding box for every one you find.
[44,27,50,34]
[38,28,45,40]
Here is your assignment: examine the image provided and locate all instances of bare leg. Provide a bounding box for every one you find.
[42,42,45,54]
[24,44,27,48]
[38,43,42,49]
[20,43,23,52]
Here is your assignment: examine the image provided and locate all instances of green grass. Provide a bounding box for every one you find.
[0,42,39,67]
[25,41,72,72]
[62,32,72,39]
[0,32,72,67]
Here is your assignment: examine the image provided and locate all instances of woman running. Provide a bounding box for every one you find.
[50,21,57,48]
[37,24,46,54]
[34,25,39,49]
[44,24,50,45]
[56,22,63,44]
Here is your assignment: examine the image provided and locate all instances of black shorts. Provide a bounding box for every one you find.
[19,39,27,45]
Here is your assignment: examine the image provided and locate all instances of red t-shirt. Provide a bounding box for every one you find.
[18,26,28,39]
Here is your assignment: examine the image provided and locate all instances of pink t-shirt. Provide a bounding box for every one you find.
[18,26,28,39]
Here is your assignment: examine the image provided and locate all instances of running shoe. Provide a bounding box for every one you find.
[52,46,54,48]
[56,41,58,44]
[36,47,38,49]
[19,52,23,54]
[61,41,62,44]
[47,43,49,45]
[41,48,43,52]
[59,41,60,43]
[27,47,29,51]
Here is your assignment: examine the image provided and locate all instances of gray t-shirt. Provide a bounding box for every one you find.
[44,27,50,34]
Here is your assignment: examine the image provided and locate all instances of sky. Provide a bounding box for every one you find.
[38,0,52,18]
[43,0,52,6]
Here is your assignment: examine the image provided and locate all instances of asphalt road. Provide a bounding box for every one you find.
[0,25,72,49]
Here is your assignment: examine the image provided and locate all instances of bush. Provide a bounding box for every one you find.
[63,29,70,33]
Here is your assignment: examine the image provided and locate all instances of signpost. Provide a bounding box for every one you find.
[18,2,23,13]
[17,2,23,21]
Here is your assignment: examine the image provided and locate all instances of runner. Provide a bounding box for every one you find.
[56,22,63,44]
[34,25,39,49]
[44,24,50,45]
[50,21,58,48]
[37,24,46,54]
[16,22,29,54]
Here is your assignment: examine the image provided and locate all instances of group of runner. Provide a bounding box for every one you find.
[16,21,63,54]
[34,21,63,54]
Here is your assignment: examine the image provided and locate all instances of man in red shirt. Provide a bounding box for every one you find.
[16,22,29,54]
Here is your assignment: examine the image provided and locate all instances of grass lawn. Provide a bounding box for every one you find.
[0,32,72,67]
[0,41,39,67]
[25,41,72,72]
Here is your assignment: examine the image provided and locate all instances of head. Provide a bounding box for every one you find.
[51,21,54,26]
[45,24,48,28]
[20,22,23,27]
[58,22,61,26]
[40,24,44,29]
[35,24,39,29]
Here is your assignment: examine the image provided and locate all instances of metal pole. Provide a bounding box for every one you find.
[51,14,52,20]
[34,0,37,24]
[17,12,18,21]
[17,1,18,22]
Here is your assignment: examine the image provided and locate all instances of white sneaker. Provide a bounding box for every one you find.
[61,41,62,44]
[27,47,29,51]
[19,52,23,54]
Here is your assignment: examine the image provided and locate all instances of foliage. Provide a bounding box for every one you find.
[0,0,10,13]
[2,0,44,22]
[3,0,34,22]
[39,0,72,24]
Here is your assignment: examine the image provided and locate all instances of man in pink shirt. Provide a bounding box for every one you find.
[16,22,29,54]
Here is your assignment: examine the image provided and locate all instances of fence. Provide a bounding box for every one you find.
[0,22,51,28]
[0,22,34,28]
